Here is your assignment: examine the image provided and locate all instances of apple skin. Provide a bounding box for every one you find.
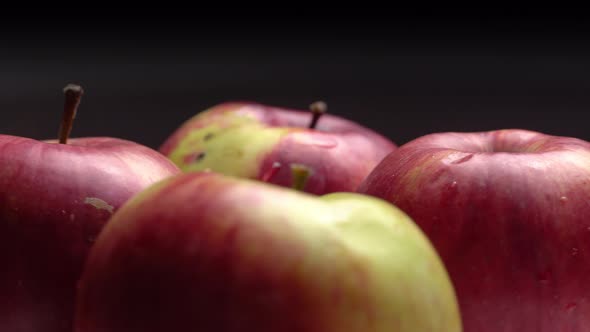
[357,129,590,332]
[0,135,181,332]
[75,171,461,332]
[159,102,397,194]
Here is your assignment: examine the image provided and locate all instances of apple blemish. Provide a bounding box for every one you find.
[195,152,206,162]
[183,152,206,164]
[203,133,215,141]
[290,163,312,191]
[84,197,115,214]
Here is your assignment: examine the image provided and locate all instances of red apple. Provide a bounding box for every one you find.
[159,101,396,194]
[75,170,462,332]
[358,129,590,332]
[0,85,181,332]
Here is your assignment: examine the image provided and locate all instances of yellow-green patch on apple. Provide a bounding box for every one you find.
[75,171,461,332]
[166,112,291,178]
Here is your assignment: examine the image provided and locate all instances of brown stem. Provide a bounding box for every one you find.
[59,84,84,144]
[308,101,327,129]
[290,164,312,191]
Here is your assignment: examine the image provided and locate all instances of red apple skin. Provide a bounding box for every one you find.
[358,129,590,332]
[0,135,180,332]
[256,129,389,194]
[74,171,462,332]
[160,102,397,194]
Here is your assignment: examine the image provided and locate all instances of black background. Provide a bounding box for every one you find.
[1,15,589,149]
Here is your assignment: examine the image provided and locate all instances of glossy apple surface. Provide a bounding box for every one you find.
[159,102,396,194]
[358,129,590,332]
[75,171,461,332]
[0,85,181,332]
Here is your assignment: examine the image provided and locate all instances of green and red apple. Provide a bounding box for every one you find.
[358,129,590,332]
[0,85,181,332]
[75,171,462,332]
[159,101,396,194]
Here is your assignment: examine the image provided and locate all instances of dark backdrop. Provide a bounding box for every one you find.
[1,16,589,149]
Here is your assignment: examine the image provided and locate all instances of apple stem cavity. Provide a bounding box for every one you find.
[290,164,311,191]
[59,84,85,144]
[261,162,282,182]
[308,101,327,130]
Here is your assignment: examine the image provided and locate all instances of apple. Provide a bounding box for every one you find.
[159,101,397,194]
[74,169,462,332]
[0,84,181,332]
[357,129,590,332]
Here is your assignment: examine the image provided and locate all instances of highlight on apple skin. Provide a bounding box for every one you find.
[74,171,462,332]
[0,85,181,332]
[358,129,590,332]
[159,101,397,195]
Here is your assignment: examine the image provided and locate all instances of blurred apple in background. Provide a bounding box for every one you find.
[75,170,461,332]
[159,101,396,194]
[358,129,590,332]
[0,85,181,332]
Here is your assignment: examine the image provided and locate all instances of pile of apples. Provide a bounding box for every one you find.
[2,84,589,332]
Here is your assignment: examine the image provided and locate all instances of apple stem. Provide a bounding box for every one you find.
[308,101,327,129]
[261,162,282,182]
[290,164,311,191]
[58,84,84,144]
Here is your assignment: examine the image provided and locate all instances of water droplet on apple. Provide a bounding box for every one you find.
[565,302,577,311]
[560,196,568,203]
[451,181,458,188]
[571,247,579,256]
